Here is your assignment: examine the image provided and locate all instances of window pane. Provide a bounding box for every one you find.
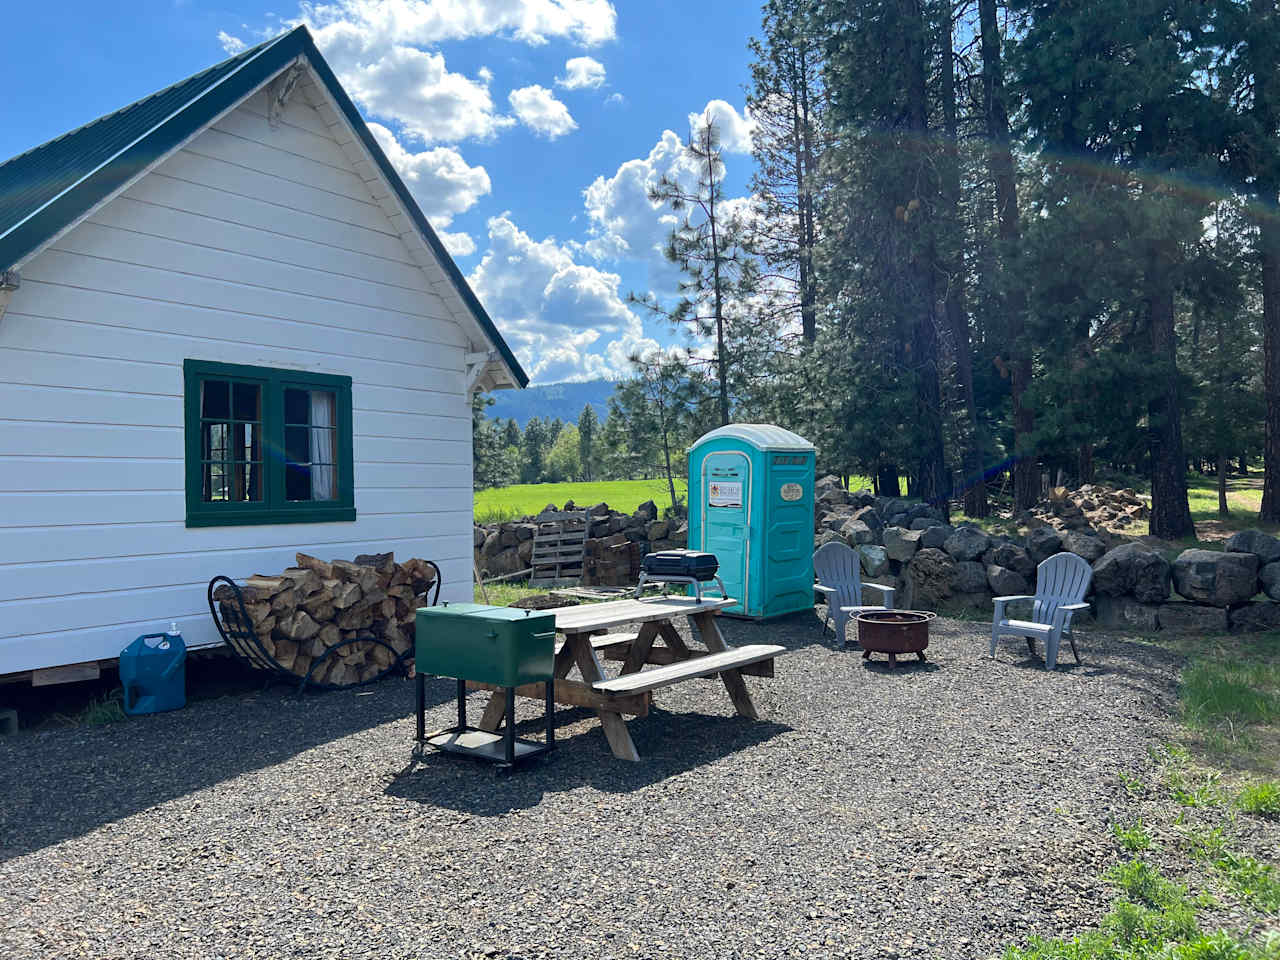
[285,461,312,502]
[201,380,230,419]
[284,387,309,425]
[284,425,310,465]
[203,422,228,461]
[232,382,260,421]
[204,462,229,502]
[240,423,261,463]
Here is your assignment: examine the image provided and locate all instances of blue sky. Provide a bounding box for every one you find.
[0,1,764,385]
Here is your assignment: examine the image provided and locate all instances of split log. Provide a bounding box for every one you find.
[295,553,334,580]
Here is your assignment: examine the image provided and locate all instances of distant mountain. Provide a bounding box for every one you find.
[484,378,616,427]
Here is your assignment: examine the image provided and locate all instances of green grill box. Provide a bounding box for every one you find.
[413,603,557,769]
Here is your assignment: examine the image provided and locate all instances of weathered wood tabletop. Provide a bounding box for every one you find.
[470,595,784,761]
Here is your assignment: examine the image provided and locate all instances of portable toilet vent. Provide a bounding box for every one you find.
[688,424,816,619]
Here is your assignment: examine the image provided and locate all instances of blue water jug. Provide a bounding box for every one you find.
[120,625,186,715]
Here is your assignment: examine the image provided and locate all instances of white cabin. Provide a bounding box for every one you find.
[0,27,526,680]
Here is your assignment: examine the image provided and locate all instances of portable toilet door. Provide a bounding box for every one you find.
[689,424,815,619]
[700,448,752,614]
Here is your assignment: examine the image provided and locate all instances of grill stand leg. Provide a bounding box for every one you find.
[415,671,426,742]
[504,687,516,767]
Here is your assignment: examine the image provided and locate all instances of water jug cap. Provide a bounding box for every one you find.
[168,620,180,636]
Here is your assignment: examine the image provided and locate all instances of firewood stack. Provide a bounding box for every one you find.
[212,551,436,686]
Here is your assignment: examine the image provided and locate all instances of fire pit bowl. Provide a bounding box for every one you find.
[855,610,936,668]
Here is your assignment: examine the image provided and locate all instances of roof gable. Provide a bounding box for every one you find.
[0,26,527,389]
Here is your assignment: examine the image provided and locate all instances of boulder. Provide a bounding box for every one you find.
[588,501,612,517]
[920,524,954,550]
[883,526,923,562]
[841,518,877,545]
[1228,601,1280,633]
[951,560,989,595]
[849,489,877,508]
[850,506,884,535]
[1158,601,1229,635]
[990,542,1035,578]
[473,526,487,548]
[1061,530,1106,563]
[516,538,534,563]
[1225,529,1280,566]
[943,526,990,561]
[671,523,688,547]
[815,530,843,549]
[905,548,956,609]
[1171,549,1259,607]
[482,531,505,557]
[515,523,538,541]
[1091,543,1171,603]
[634,500,658,522]
[646,520,669,541]
[484,548,524,577]
[1027,526,1064,565]
[1260,561,1280,601]
[859,544,889,577]
[987,564,1029,597]
[1092,595,1160,633]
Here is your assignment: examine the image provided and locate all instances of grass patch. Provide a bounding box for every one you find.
[70,690,127,727]
[473,580,548,606]
[1176,635,1280,764]
[1236,781,1280,818]
[474,479,689,523]
[1113,819,1154,852]
[1214,854,1280,914]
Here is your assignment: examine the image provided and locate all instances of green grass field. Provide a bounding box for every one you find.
[474,478,689,523]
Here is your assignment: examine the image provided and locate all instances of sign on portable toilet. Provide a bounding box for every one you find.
[688,424,816,619]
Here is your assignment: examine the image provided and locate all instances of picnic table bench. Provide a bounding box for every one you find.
[466,595,784,761]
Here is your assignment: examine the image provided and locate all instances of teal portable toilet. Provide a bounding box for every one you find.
[688,424,815,619]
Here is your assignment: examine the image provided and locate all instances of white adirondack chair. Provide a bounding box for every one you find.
[814,540,895,649]
[990,551,1093,670]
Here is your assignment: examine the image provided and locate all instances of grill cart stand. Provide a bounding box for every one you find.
[414,603,557,770]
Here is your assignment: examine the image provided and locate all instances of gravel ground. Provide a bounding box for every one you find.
[0,613,1188,960]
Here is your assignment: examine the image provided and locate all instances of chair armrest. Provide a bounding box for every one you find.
[814,584,836,596]
[863,583,895,608]
[1058,602,1091,611]
[993,594,1034,620]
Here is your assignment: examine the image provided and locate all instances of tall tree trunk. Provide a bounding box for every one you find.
[1218,453,1230,517]
[877,464,901,498]
[1261,212,1280,520]
[1147,239,1195,540]
[704,131,731,427]
[980,0,1038,512]
[940,8,986,518]
[903,0,949,515]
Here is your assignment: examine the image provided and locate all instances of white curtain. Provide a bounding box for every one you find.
[311,390,336,501]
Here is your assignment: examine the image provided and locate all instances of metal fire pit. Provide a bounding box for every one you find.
[855,610,935,668]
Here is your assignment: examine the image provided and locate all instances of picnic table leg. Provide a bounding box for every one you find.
[567,632,640,762]
[691,611,759,720]
[619,621,660,674]
[656,621,693,660]
[477,635,576,733]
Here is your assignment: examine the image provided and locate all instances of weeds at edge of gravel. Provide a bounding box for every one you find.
[50,690,127,728]
[1112,819,1154,852]
[1236,781,1280,818]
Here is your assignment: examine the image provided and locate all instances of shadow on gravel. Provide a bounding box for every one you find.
[0,673,453,863]
[383,708,793,814]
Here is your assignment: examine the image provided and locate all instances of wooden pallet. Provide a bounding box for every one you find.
[529,510,590,587]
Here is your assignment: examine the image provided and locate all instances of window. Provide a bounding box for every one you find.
[184,360,355,527]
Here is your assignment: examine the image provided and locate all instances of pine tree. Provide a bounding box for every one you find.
[637,119,761,426]
[747,0,826,344]
[577,403,598,481]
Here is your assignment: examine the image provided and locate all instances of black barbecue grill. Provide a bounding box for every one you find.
[634,550,726,601]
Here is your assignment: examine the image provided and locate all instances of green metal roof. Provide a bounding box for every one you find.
[0,26,528,388]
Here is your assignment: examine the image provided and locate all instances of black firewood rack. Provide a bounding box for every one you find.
[207,564,440,694]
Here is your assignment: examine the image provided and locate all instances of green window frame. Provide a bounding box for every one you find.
[184,359,356,527]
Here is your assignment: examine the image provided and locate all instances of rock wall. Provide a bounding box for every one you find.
[815,476,1280,635]
[474,500,688,586]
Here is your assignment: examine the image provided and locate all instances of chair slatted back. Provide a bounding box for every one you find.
[1032,552,1093,624]
[814,540,864,608]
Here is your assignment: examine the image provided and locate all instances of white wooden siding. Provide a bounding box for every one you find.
[0,87,484,674]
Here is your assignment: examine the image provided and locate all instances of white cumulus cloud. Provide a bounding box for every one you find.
[438,230,477,256]
[218,31,247,54]
[367,122,491,227]
[508,85,578,139]
[468,214,657,382]
[687,99,755,154]
[313,26,510,142]
[557,56,606,90]
[301,0,616,48]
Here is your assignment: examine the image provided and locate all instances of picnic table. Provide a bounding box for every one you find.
[466,595,784,761]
